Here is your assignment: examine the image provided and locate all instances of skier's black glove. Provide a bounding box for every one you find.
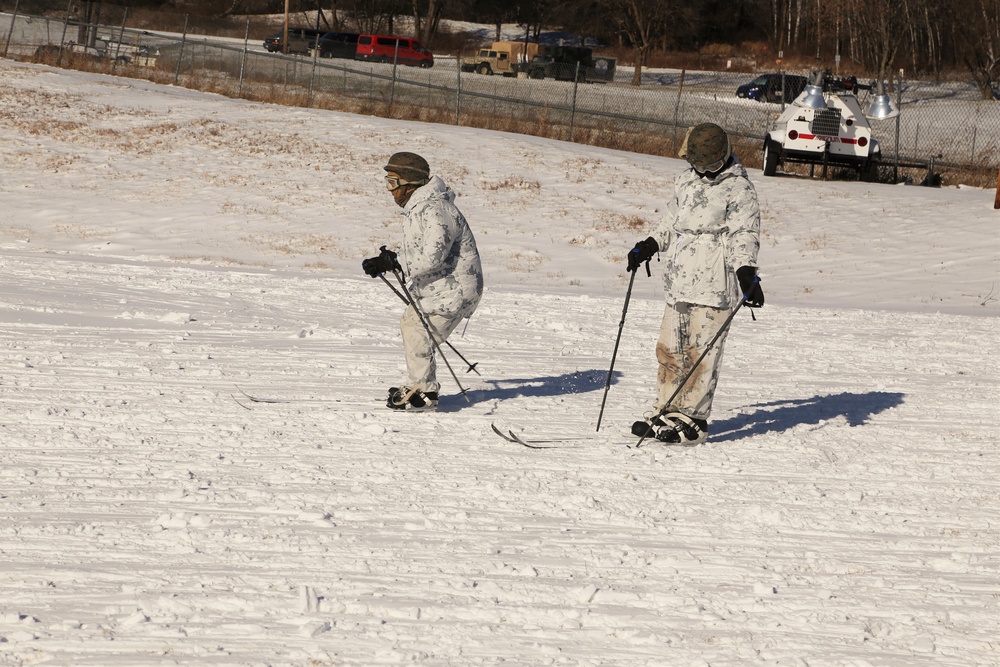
[627,237,659,274]
[737,266,764,307]
[362,246,401,278]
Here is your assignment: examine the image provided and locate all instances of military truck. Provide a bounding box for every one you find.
[515,46,616,83]
[461,41,541,76]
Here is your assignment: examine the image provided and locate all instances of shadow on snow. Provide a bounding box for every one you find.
[439,369,613,412]
[709,391,906,443]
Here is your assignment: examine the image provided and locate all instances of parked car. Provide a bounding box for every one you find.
[736,73,808,103]
[263,28,325,55]
[316,32,360,59]
[355,34,433,68]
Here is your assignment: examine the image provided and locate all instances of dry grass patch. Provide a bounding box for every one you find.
[240,233,340,257]
[802,231,830,252]
[1,226,33,240]
[172,255,273,268]
[595,211,652,234]
[506,250,544,273]
[52,223,112,240]
[479,176,541,191]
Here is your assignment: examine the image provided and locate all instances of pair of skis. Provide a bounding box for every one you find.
[489,423,587,449]
[233,386,631,449]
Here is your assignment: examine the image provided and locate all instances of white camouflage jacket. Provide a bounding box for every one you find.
[653,156,761,308]
[400,176,484,318]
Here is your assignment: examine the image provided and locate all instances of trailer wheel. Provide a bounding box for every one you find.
[529,68,544,80]
[763,139,780,176]
[860,157,880,182]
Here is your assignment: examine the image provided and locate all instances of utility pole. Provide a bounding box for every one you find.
[282,0,289,54]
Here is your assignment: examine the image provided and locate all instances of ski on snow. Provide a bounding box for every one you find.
[489,423,693,450]
[231,385,356,408]
[489,423,615,449]
[490,423,565,448]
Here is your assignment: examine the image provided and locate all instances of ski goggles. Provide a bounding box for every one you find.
[385,175,427,191]
[692,154,729,174]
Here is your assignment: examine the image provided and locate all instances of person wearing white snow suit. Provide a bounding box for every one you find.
[362,152,484,412]
[627,123,764,444]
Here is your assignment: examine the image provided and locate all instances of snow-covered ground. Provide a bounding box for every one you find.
[1,60,998,666]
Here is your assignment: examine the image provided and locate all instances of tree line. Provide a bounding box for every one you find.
[49,0,1000,98]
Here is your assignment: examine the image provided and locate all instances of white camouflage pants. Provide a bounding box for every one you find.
[655,302,733,421]
[400,305,465,394]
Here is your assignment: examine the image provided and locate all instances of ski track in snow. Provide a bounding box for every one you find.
[1,251,998,666]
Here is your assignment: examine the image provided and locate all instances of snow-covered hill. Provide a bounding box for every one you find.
[1,60,998,666]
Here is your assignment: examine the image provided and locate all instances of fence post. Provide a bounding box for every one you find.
[672,69,686,150]
[893,69,903,183]
[780,68,786,111]
[388,40,400,107]
[308,32,319,106]
[3,0,19,58]
[455,53,462,125]
[57,0,74,66]
[994,167,1000,210]
[111,7,127,73]
[568,61,581,142]
[238,18,249,97]
[174,14,189,84]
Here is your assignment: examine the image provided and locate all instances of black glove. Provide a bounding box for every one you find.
[362,245,401,278]
[736,266,764,307]
[627,237,659,274]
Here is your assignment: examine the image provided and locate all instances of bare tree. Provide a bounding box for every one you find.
[963,0,1000,99]
[320,0,341,31]
[515,0,550,44]
[549,0,608,45]
[600,0,673,85]
[463,0,517,42]
[345,0,399,33]
[413,0,446,45]
[845,0,905,83]
[212,0,286,16]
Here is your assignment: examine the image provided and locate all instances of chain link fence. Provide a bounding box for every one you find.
[3,1,998,186]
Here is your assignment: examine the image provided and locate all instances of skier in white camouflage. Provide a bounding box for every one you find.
[627,123,764,444]
[362,152,484,412]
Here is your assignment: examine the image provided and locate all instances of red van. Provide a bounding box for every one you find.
[355,34,434,68]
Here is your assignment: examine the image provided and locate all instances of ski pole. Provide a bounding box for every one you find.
[378,274,480,375]
[635,277,761,447]
[596,251,655,431]
[379,273,409,306]
[596,268,638,432]
[392,269,470,402]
